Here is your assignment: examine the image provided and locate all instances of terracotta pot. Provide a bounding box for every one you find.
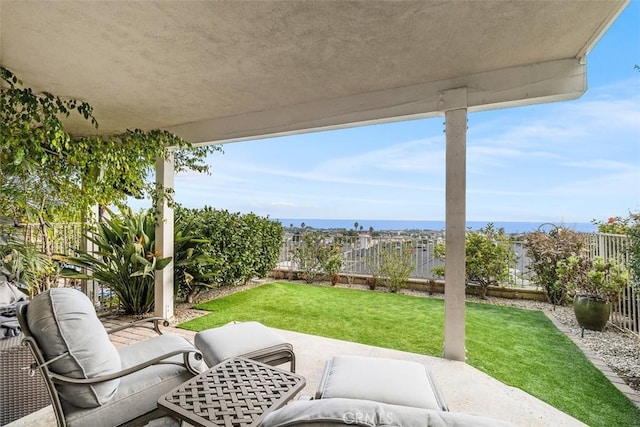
[573,295,611,331]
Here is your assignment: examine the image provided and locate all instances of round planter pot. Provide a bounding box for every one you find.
[573,295,611,331]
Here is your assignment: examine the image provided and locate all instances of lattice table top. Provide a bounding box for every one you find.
[158,356,306,427]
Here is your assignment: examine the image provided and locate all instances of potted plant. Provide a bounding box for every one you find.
[556,255,628,331]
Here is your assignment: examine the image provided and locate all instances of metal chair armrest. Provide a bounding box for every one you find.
[46,348,202,385]
[105,317,169,335]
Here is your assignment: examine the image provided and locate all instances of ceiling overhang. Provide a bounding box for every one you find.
[167,58,587,144]
[0,1,628,145]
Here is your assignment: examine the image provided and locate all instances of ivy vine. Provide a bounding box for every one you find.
[0,66,221,226]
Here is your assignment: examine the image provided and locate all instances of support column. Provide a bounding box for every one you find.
[81,204,100,305]
[440,88,468,361]
[155,151,175,320]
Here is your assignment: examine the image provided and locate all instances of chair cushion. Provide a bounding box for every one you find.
[317,355,445,410]
[63,360,193,427]
[194,321,291,367]
[26,288,121,408]
[261,398,518,427]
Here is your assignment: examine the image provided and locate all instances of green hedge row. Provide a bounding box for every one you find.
[175,206,283,302]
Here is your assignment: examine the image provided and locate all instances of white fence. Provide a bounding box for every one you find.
[0,223,112,306]
[587,233,638,335]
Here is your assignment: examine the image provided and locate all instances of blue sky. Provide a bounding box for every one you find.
[170,2,640,224]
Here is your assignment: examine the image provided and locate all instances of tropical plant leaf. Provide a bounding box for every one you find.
[59,208,170,314]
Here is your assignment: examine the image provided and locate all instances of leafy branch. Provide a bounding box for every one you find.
[1,66,221,293]
[1,66,221,225]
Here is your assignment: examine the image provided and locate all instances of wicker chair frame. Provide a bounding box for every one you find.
[0,334,50,425]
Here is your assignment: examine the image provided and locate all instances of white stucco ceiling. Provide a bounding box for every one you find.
[0,0,628,144]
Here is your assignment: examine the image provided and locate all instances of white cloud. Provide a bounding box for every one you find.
[171,73,639,222]
[560,159,635,170]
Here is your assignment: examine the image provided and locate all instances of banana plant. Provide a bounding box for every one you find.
[57,207,171,314]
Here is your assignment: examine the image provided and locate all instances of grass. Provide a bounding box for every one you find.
[179,282,640,427]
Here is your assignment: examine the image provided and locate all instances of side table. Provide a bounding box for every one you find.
[158,356,306,427]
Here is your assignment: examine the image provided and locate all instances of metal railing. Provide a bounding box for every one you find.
[0,222,84,257]
[279,234,527,286]
[279,232,639,336]
[0,223,113,308]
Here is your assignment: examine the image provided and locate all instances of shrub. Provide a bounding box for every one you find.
[58,208,171,315]
[174,206,283,294]
[593,212,640,291]
[523,226,588,305]
[0,230,53,296]
[431,224,515,299]
[592,216,629,235]
[367,241,415,292]
[556,255,628,302]
[292,232,343,284]
[173,222,217,303]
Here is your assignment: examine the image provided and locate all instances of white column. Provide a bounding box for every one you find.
[439,88,468,361]
[155,151,175,320]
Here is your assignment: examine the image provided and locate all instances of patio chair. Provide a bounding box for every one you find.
[16,288,205,427]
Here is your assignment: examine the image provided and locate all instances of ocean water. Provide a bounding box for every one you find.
[276,218,596,234]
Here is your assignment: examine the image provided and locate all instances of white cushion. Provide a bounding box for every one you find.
[194,321,290,366]
[26,288,121,408]
[261,399,518,427]
[317,355,444,410]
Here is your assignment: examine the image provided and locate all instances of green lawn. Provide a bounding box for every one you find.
[179,282,640,427]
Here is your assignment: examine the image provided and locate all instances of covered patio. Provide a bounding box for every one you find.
[0,0,628,361]
[8,314,586,427]
[0,1,631,424]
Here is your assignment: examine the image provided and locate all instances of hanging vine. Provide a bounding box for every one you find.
[0,66,221,224]
[1,66,221,292]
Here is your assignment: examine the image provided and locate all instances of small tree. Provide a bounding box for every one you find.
[367,241,415,292]
[431,224,516,299]
[292,232,342,284]
[318,244,343,285]
[523,226,588,305]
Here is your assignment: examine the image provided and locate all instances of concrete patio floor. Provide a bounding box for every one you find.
[8,319,586,427]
